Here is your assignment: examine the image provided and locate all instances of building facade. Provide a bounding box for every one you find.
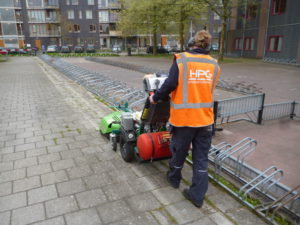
[226,0,300,63]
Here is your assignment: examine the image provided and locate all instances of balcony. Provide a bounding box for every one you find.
[46,17,60,23]
[109,30,121,36]
[44,0,59,8]
[30,31,61,37]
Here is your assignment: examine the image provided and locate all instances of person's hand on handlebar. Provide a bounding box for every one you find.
[149,93,157,104]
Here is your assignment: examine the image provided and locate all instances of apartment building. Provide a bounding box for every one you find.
[226,0,300,63]
[0,0,24,48]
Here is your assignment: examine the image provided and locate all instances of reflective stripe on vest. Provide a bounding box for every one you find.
[171,53,218,109]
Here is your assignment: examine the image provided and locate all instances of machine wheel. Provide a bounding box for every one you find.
[119,134,134,162]
[111,136,117,151]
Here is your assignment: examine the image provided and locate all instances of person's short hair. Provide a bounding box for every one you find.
[194,30,212,49]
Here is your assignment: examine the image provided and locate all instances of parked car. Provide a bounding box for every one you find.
[46,45,58,53]
[112,45,121,53]
[211,44,219,51]
[74,46,84,53]
[60,46,71,53]
[146,46,169,54]
[86,44,96,53]
[7,48,20,55]
[0,48,8,55]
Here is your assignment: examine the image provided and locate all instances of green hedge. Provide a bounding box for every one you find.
[46,52,118,57]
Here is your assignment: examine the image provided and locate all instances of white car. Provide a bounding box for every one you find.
[112,45,121,53]
[46,45,58,53]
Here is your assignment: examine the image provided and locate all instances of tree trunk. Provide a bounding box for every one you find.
[218,20,226,62]
[153,28,157,55]
[179,9,185,52]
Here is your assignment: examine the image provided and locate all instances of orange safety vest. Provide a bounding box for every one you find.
[169,52,220,127]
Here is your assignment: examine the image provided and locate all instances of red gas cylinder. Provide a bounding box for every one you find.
[137,131,172,161]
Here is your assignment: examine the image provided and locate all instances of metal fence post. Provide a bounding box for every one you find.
[257,93,265,124]
[290,101,296,119]
[213,101,219,136]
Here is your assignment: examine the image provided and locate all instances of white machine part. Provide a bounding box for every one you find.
[143,73,168,93]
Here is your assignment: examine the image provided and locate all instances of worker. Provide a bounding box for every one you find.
[149,30,220,208]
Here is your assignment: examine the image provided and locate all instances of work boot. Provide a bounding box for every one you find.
[182,189,203,208]
[166,171,179,189]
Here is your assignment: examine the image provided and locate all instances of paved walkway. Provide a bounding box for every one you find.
[0,57,267,225]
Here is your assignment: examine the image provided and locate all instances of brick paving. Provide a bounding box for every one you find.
[0,57,267,225]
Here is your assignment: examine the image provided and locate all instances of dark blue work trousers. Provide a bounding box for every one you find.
[168,125,213,204]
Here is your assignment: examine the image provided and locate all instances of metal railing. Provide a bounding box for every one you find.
[214,93,265,124]
[39,55,145,112]
[205,139,300,225]
[263,101,295,121]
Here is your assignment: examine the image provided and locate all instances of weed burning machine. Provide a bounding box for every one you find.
[99,73,172,162]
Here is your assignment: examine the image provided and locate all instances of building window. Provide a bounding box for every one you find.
[246,3,257,20]
[244,37,255,51]
[99,24,109,34]
[99,11,109,22]
[272,0,286,15]
[98,0,107,8]
[234,38,243,50]
[26,0,43,8]
[213,13,220,20]
[87,0,94,5]
[28,10,46,22]
[213,24,221,33]
[86,10,93,19]
[71,0,78,5]
[268,36,283,52]
[89,24,96,32]
[79,10,82,19]
[68,24,73,32]
[67,10,74,19]
[74,24,80,32]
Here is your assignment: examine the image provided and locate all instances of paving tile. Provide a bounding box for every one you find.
[74,155,99,166]
[83,173,112,189]
[130,163,160,177]
[13,176,41,192]
[27,163,52,177]
[126,192,161,212]
[16,131,34,139]
[0,162,13,172]
[102,181,134,201]
[227,207,267,225]
[28,185,58,205]
[91,161,116,174]
[208,193,243,213]
[31,216,65,225]
[52,159,75,171]
[0,192,27,212]
[97,200,133,224]
[0,146,14,154]
[67,165,93,179]
[25,136,44,144]
[2,152,25,162]
[5,138,25,147]
[57,178,86,197]
[41,170,69,185]
[36,140,56,148]
[186,217,216,225]
[76,188,107,209]
[34,130,52,137]
[165,200,204,224]
[60,149,83,159]
[152,186,184,205]
[47,144,68,153]
[67,141,89,150]
[38,153,61,164]
[209,212,235,225]
[109,213,159,225]
[45,196,78,218]
[14,156,37,169]
[0,168,26,183]
[95,151,117,161]
[108,168,138,183]
[26,147,47,158]
[0,182,12,197]
[65,208,102,225]
[0,211,10,225]
[11,203,45,225]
